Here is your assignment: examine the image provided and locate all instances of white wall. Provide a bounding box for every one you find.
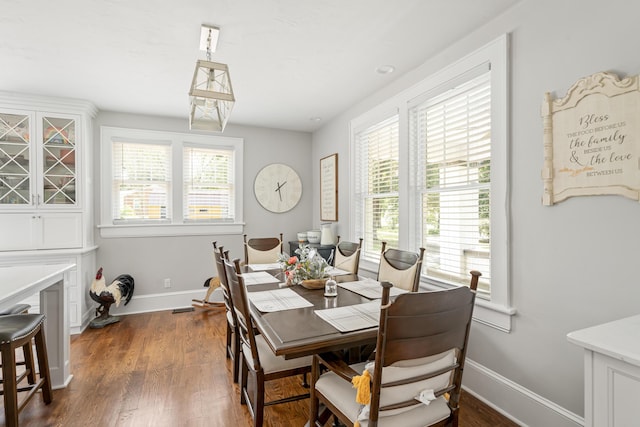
[312,0,640,424]
[93,112,313,310]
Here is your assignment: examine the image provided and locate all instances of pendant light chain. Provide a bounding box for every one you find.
[206,29,212,62]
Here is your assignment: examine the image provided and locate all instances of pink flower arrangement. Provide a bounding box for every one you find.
[278,245,329,284]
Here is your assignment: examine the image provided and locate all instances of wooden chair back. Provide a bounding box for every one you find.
[223,257,262,371]
[213,242,231,307]
[213,242,242,382]
[244,233,283,264]
[377,242,425,291]
[368,271,481,425]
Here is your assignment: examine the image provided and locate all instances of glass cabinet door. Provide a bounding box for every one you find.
[41,116,76,205]
[0,113,31,205]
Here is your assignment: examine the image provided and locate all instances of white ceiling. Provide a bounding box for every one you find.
[0,0,518,132]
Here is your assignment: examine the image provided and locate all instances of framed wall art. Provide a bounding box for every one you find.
[320,153,338,221]
[541,71,640,205]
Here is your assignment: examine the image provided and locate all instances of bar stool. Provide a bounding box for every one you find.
[0,305,31,316]
[0,304,34,385]
[0,314,52,427]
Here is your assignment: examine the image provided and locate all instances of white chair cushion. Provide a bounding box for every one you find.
[378,257,419,291]
[315,364,451,427]
[243,334,311,374]
[247,245,281,264]
[369,349,456,410]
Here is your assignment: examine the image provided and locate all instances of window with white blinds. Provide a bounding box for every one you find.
[348,35,511,330]
[183,145,234,221]
[112,141,171,222]
[101,126,244,237]
[353,115,399,260]
[410,72,491,294]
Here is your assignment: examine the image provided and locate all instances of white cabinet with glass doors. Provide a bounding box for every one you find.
[0,92,97,334]
[1,111,80,206]
[0,107,88,251]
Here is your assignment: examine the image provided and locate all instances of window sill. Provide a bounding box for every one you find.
[98,222,244,238]
[469,298,516,332]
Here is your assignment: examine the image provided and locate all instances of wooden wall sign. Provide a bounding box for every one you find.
[320,153,338,221]
[541,71,640,205]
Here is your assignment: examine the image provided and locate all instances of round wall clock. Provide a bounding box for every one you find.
[254,163,302,213]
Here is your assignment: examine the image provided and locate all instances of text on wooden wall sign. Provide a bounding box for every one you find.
[541,71,640,205]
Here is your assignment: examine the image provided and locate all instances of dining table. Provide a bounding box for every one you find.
[243,267,386,360]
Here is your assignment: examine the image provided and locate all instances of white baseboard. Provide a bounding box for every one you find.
[94,287,224,317]
[463,359,584,427]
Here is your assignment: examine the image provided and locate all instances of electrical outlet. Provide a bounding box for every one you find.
[164,278,171,288]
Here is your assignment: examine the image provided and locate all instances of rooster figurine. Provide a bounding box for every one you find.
[89,267,135,328]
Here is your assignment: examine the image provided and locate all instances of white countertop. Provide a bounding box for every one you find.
[0,263,75,309]
[567,314,640,367]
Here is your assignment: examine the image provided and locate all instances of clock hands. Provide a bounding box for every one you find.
[275,181,287,201]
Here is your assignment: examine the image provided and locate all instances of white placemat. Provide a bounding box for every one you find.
[338,279,408,299]
[325,267,351,276]
[240,271,281,286]
[248,263,282,271]
[247,288,313,312]
[315,301,381,332]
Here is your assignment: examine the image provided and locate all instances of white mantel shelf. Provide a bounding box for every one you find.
[567,314,640,367]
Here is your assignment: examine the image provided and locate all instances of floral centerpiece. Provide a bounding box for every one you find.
[278,244,329,286]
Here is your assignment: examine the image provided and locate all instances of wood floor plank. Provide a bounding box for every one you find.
[4,309,519,426]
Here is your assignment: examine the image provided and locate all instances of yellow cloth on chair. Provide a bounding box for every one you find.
[352,368,371,405]
[352,368,372,426]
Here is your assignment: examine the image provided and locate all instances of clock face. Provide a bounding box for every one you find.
[254,163,302,213]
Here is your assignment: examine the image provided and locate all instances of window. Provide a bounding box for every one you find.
[100,127,243,237]
[112,141,171,222]
[353,115,399,260]
[183,145,235,221]
[410,72,491,295]
[350,35,513,331]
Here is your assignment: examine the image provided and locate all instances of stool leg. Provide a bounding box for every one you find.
[1,342,19,427]
[22,341,36,384]
[34,328,52,404]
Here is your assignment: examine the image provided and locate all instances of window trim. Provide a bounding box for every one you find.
[349,34,514,332]
[99,126,244,238]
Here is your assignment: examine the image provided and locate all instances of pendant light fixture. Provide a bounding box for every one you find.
[189,25,235,132]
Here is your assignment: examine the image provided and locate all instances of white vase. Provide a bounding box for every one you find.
[320,223,336,245]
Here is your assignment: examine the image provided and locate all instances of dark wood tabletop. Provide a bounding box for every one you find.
[245,271,379,359]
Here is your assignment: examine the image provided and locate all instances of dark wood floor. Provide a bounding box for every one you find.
[7,309,519,426]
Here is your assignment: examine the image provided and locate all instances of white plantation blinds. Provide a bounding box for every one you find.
[354,115,399,260]
[112,141,171,221]
[183,145,234,221]
[410,72,491,292]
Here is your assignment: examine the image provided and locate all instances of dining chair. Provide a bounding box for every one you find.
[377,242,425,292]
[310,271,481,427]
[223,257,312,427]
[333,238,363,274]
[243,233,283,265]
[212,242,241,383]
